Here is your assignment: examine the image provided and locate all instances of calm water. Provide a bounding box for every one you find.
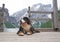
[4,28,19,32]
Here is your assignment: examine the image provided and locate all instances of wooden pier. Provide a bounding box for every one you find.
[0,32,60,42]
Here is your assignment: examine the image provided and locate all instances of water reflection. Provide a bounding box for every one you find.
[4,28,19,32]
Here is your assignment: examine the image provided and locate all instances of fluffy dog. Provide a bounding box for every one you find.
[17,17,40,36]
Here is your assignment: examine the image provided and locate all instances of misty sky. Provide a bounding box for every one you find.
[0,0,60,16]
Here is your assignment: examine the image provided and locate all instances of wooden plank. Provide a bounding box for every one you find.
[30,18,52,20]
[28,11,53,14]
[0,4,5,32]
[0,32,60,42]
[53,0,58,29]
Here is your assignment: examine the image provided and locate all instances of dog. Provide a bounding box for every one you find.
[17,17,40,36]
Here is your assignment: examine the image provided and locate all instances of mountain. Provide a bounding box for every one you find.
[12,3,52,24]
[0,7,10,22]
[1,6,20,28]
[12,8,27,21]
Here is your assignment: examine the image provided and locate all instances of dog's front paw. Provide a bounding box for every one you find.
[27,32,32,35]
[18,32,24,36]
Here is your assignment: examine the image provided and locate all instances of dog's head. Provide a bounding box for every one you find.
[20,17,31,25]
[20,17,31,32]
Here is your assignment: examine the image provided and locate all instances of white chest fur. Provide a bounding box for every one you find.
[21,23,31,31]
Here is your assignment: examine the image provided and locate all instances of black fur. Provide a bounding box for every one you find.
[17,17,40,35]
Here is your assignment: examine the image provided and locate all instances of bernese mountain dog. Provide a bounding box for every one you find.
[17,17,40,36]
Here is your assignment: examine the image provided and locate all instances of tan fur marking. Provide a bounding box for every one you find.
[21,23,31,32]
